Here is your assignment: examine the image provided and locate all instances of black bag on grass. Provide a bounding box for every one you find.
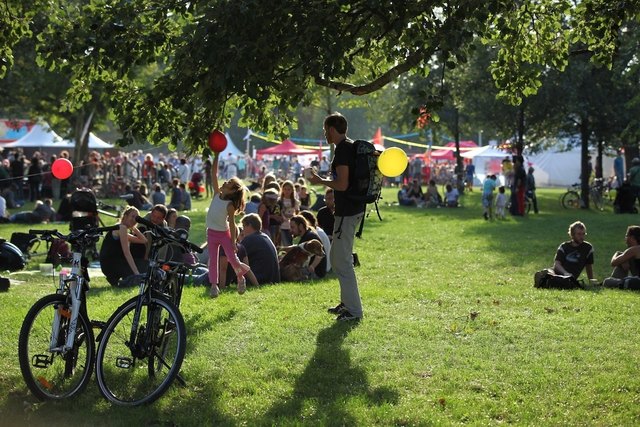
[10,232,37,255]
[534,269,581,289]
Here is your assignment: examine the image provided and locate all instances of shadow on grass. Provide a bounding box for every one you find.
[261,321,398,424]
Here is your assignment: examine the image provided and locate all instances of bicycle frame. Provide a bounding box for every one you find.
[29,227,117,354]
[49,251,84,353]
[20,225,120,401]
[123,220,199,358]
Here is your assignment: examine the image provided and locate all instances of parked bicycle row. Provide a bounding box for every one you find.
[18,216,202,406]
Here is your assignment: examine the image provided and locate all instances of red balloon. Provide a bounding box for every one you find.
[52,158,74,180]
[208,130,228,153]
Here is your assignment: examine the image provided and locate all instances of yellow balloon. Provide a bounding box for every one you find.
[378,147,408,177]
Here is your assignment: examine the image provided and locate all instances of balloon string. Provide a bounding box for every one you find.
[0,161,84,182]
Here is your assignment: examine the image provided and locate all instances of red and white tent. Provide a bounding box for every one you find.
[257,139,320,156]
[430,140,478,161]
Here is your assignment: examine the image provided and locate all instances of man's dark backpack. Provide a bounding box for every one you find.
[534,269,582,289]
[346,139,383,238]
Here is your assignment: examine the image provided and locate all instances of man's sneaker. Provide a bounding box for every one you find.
[209,284,220,298]
[534,270,548,288]
[327,302,345,314]
[237,276,247,294]
[336,311,361,322]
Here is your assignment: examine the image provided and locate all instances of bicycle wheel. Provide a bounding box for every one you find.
[18,294,95,400]
[95,295,186,406]
[562,191,581,209]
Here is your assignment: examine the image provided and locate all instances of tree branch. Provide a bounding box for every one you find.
[314,48,429,96]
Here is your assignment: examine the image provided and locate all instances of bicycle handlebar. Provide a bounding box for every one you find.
[135,216,203,254]
[29,229,60,236]
[29,225,120,244]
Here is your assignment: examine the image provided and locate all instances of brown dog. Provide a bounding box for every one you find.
[280,239,325,282]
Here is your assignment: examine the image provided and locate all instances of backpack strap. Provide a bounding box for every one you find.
[335,216,345,239]
[355,214,365,239]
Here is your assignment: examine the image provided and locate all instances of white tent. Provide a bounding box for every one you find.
[2,123,70,148]
[462,145,513,185]
[78,133,115,149]
[527,146,615,187]
[3,124,115,150]
[219,132,244,160]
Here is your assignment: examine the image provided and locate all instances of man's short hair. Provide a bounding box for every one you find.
[324,112,348,134]
[241,213,262,231]
[568,221,586,238]
[152,204,168,217]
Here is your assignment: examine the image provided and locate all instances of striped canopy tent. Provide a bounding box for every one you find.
[430,141,478,161]
[256,139,320,156]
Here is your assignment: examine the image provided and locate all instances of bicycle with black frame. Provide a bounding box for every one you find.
[18,225,119,400]
[94,215,202,406]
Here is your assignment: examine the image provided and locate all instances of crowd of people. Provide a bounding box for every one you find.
[94,166,335,293]
[396,154,542,220]
[81,115,355,319]
[0,146,323,221]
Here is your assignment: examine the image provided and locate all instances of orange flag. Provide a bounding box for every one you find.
[373,127,383,148]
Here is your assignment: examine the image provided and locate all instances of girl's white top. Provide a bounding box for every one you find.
[207,193,230,231]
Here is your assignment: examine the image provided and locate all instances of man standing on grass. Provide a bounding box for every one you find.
[309,112,364,322]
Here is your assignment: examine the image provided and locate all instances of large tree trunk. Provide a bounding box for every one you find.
[595,140,604,179]
[72,109,94,167]
[624,144,639,172]
[580,118,590,209]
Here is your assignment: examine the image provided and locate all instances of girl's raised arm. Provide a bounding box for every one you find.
[212,153,220,194]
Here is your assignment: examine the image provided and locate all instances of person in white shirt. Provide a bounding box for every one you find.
[176,158,191,184]
[0,195,7,219]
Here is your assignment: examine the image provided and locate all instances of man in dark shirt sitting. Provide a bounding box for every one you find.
[553,221,594,280]
[316,188,335,240]
[239,213,280,284]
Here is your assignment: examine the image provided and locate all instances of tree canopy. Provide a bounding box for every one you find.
[2,0,640,151]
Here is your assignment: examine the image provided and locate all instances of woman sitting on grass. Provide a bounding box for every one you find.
[99,206,147,287]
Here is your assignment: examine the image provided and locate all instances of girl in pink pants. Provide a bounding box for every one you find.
[206,152,258,297]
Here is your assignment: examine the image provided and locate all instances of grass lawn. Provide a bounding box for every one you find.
[0,186,639,426]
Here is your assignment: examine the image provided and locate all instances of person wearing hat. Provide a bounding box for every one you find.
[628,157,640,206]
[526,166,539,214]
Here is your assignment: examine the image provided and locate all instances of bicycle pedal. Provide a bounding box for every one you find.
[32,354,52,368]
[115,356,134,369]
